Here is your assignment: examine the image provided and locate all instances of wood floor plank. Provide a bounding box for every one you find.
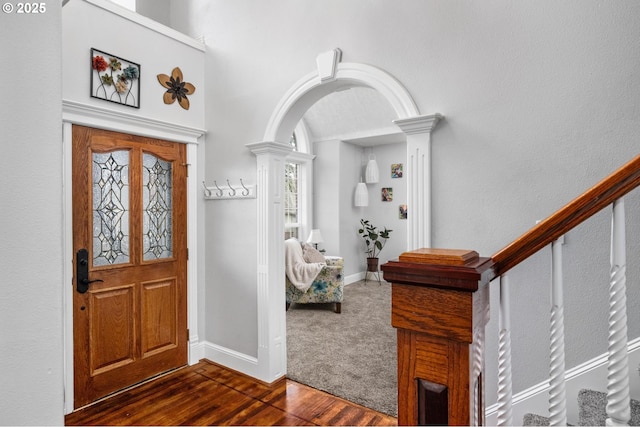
[195,362,274,400]
[65,360,397,426]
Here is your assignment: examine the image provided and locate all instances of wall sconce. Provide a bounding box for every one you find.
[354,178,369,207]
[307,229,324,249]
[365,153,379,183]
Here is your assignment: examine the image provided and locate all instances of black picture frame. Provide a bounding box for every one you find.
[90,48,140,108]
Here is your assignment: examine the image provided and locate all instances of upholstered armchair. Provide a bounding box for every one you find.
[285,238,344,313]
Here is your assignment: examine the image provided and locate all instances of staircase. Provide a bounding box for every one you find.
[523,389,640,426]
[381,153,640,426]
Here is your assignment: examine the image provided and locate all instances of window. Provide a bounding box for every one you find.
[284,162,300,239]
[284,129,314,241]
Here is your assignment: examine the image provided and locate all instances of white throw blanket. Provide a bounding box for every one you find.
[285,238,325,293]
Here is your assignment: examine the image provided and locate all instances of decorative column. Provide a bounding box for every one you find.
[247,141,293,383]
[382,249,492,426]
[393,114,442,250]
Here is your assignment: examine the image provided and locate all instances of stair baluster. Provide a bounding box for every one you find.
[497,273,514,426]
[383,154,640,425]
[606,198,631,426]
[549,237,567,426]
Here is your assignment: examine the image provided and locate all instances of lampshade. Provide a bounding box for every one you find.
[307,229,324,245]
[365,154,379,183]
[354,181,369,207]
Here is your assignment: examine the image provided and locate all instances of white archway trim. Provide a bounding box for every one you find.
[254,49,440,384]
[264,56,420,144]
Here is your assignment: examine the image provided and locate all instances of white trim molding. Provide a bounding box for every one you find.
[485,337,640,425]
[63,100,206,144]
[61,101,206,414]
[81,0,206,51]
[247,141,293,383]
[258,49,437,386]
[264,51,420,145]
[394,114,443,250]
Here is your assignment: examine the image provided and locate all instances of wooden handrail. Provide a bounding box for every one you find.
[492,153,640,277]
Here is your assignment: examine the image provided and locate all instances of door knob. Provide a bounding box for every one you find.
[76,249,102,294]
[80,278,104,286]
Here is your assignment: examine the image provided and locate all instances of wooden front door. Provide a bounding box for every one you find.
[72,125,188,409]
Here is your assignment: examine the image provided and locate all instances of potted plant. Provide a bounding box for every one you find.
[358,218,392,272]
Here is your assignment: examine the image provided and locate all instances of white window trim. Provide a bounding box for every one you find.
[286,151,315,242]
[287,121,315,241]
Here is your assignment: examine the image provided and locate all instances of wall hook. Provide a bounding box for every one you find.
[226,179,236,196]
[213,180,224,197]
[202,181,212,197]
[202,179,256,200]
[240,179,250,196]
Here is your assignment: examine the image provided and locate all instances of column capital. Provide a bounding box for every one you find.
[246,141,293,157]
[394,113,443,135]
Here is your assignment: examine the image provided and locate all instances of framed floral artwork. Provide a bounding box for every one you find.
[91,48,140,108]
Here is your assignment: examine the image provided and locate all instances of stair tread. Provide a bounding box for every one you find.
[522,389,640,426]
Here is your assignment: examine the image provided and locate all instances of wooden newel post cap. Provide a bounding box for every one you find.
[398,248,479,266]
[381,248,493,292]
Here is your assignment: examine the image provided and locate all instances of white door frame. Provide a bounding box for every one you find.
[61,100,206,414]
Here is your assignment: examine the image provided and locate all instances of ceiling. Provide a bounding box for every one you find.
[300,86,406,147]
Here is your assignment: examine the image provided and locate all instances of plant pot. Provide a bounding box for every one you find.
[366,257,379,272]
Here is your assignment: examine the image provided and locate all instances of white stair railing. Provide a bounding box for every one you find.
[549,237,567,426]
[606,198,631,426]
[497,273,513,426]
[395,155,640,426]
[494,198,633,426]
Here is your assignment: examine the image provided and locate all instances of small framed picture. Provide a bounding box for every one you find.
[91,48,140,108]
[381,188,393,202]
[399,204,407,219]
[391,163,403,178]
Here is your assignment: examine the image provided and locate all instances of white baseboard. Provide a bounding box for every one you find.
[485,337,640,425]
[189,339,205,365]
[345,271,387,285]
[345,272,365,284]
[200,341,259,378]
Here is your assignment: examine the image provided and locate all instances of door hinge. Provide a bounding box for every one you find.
[186,247,189,260]
[182,163,190,177]
[187,329,190,342]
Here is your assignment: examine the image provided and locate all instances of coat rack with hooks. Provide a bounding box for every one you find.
[202,179,256,200]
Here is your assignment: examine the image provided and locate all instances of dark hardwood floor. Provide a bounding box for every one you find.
[65,360,398,426]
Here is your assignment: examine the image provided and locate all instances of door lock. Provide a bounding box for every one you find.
[76,249,103,294]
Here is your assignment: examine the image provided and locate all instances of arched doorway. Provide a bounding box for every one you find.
[247,48,441,382]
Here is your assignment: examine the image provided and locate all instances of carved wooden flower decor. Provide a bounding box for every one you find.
[157,67,196,110]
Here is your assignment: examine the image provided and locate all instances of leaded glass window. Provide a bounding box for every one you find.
[143,153,173,260]
[93,150,130,266]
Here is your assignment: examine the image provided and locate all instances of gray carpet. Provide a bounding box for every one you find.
[523,389,640,425]
[286,280,397,417]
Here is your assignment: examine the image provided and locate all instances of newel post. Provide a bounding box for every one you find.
[381,249,493,426]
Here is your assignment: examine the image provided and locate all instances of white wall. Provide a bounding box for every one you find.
[170,0,640,408]
[62,0,204,131]
[60,0,207,415]
[359,143,408,268]
[0,1,65,424]
[312,141,407,280]
[136,0,170,27]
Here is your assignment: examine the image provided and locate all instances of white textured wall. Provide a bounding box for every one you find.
[170,0,640,407]
[0,1,64,424]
